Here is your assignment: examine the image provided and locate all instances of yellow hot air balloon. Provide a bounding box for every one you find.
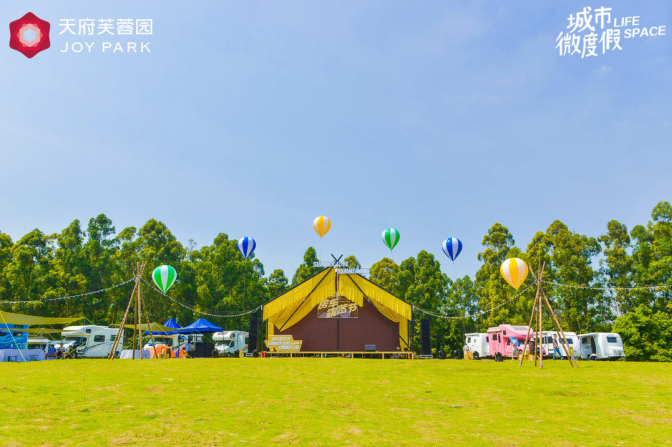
[500,258,529,290]
[313,216,331,238]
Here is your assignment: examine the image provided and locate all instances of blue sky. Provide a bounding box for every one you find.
[1,1,671,280]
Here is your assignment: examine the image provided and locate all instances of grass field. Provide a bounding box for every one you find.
[1,358,671,446]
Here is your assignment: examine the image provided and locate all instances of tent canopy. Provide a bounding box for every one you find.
[177,318,222,334]
[262,268,412,347]
[0,310,83,326]
[147,318,183,335]
[163,318,181,329]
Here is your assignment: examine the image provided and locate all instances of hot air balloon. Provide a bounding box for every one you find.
[500,258,529,290]
[382,228,400,251]
[237,237,256,259]
[442,238,463,262]
[152,265,177,293]
[313,216,331,238]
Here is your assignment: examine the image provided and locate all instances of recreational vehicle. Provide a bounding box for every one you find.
[142,333,188,353]
[541,331,579,358]
[464,333,490,359]
[27,337,51,352]
[578,333,626,360]
[60,325,123,358]
[0,324,28,349]
[488,324,545,359]
[213,331,248,356]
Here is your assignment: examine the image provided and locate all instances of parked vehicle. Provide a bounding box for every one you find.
[27,337,51,352]
[488,324,545,359]
[142,333,188,353]
[464,333,490,360]
[578,333,625,360]
[541,331,579,358]
[0,324,28,349]
[60,326,124,358]
[213,331,248,356]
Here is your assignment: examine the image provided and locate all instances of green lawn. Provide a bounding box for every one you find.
[1,358,671,446]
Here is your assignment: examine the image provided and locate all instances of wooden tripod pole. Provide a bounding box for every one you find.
[519,287,538,367]
[108,269,140,360]
[540,288,578,368]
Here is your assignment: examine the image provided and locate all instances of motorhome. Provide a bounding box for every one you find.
[213,331,248,356]
[60,325,124,358]
[464,333,490,359]
[578,333,626,360]
[0,324,28,350]
[27,337,51,352]
[488,324,545,359]
[541,331,580,359]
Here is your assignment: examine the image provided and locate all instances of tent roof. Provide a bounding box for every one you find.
[178,318,223,334]
[262,268,412,331]
[163,318,181,329]
[0,310,83,326]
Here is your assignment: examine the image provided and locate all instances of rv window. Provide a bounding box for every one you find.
[582,338,590,344]
[506,340,511,346]
[607,336,618,343]
[503,330,507,336]
[467,337,471,343]
[111,335,116,341]
[94,335,105,343]
[86,329,91,334]
[13,332,23,337]
[566,339,573,344]
[486,336,489,342]
[0,332,7,337]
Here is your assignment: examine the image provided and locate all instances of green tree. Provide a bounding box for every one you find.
[291,247,321,286]
[612,304,672,361]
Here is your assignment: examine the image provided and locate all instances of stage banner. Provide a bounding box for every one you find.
[266,335,302,353]
[317,295,358,318]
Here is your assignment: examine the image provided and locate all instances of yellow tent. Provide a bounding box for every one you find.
[263,268,412,349]
[0,310,83,326]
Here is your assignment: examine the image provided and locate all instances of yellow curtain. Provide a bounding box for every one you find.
[264,268,335,331]
[0,311,83,326]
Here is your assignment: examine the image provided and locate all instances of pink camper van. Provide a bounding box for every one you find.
[487,324,544,358]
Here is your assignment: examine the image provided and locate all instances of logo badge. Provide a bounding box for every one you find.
[9,12,51,58]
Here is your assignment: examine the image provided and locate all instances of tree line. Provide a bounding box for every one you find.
[1,202,671,361]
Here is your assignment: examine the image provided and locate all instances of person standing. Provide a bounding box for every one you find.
[553,334,564,360]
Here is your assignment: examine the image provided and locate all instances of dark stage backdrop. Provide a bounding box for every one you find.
[275,299,400,351]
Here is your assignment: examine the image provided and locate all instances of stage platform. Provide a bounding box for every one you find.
[263,351,414,359]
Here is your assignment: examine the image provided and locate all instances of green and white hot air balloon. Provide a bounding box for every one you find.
[152,265,177,293]
[382,228,400,251]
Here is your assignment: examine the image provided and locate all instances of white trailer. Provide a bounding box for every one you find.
[541,331,579,358]
[578,333,626,360]
[60,326,124,358]
[464,333,490,360]
[213,331,248,356]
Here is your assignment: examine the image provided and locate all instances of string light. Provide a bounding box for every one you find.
[0,278,135,304]
[141,278,261,318]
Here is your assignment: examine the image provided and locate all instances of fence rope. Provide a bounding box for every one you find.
[0,278,135,304]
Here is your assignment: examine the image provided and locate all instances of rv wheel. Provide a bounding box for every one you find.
[495,352,503,362]
[473,352,480,360]
[438,350,446,360]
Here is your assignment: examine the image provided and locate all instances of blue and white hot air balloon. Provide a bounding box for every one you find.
[237,237,256,259]
[442,238,463,262]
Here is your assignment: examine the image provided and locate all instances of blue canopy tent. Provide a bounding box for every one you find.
[178,318,222,334]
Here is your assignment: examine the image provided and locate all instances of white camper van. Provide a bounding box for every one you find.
[464,333,489,360]
[541,331,579,359]
[578,333,626,360]
[213,331,248,356]
[60,326,124,358]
